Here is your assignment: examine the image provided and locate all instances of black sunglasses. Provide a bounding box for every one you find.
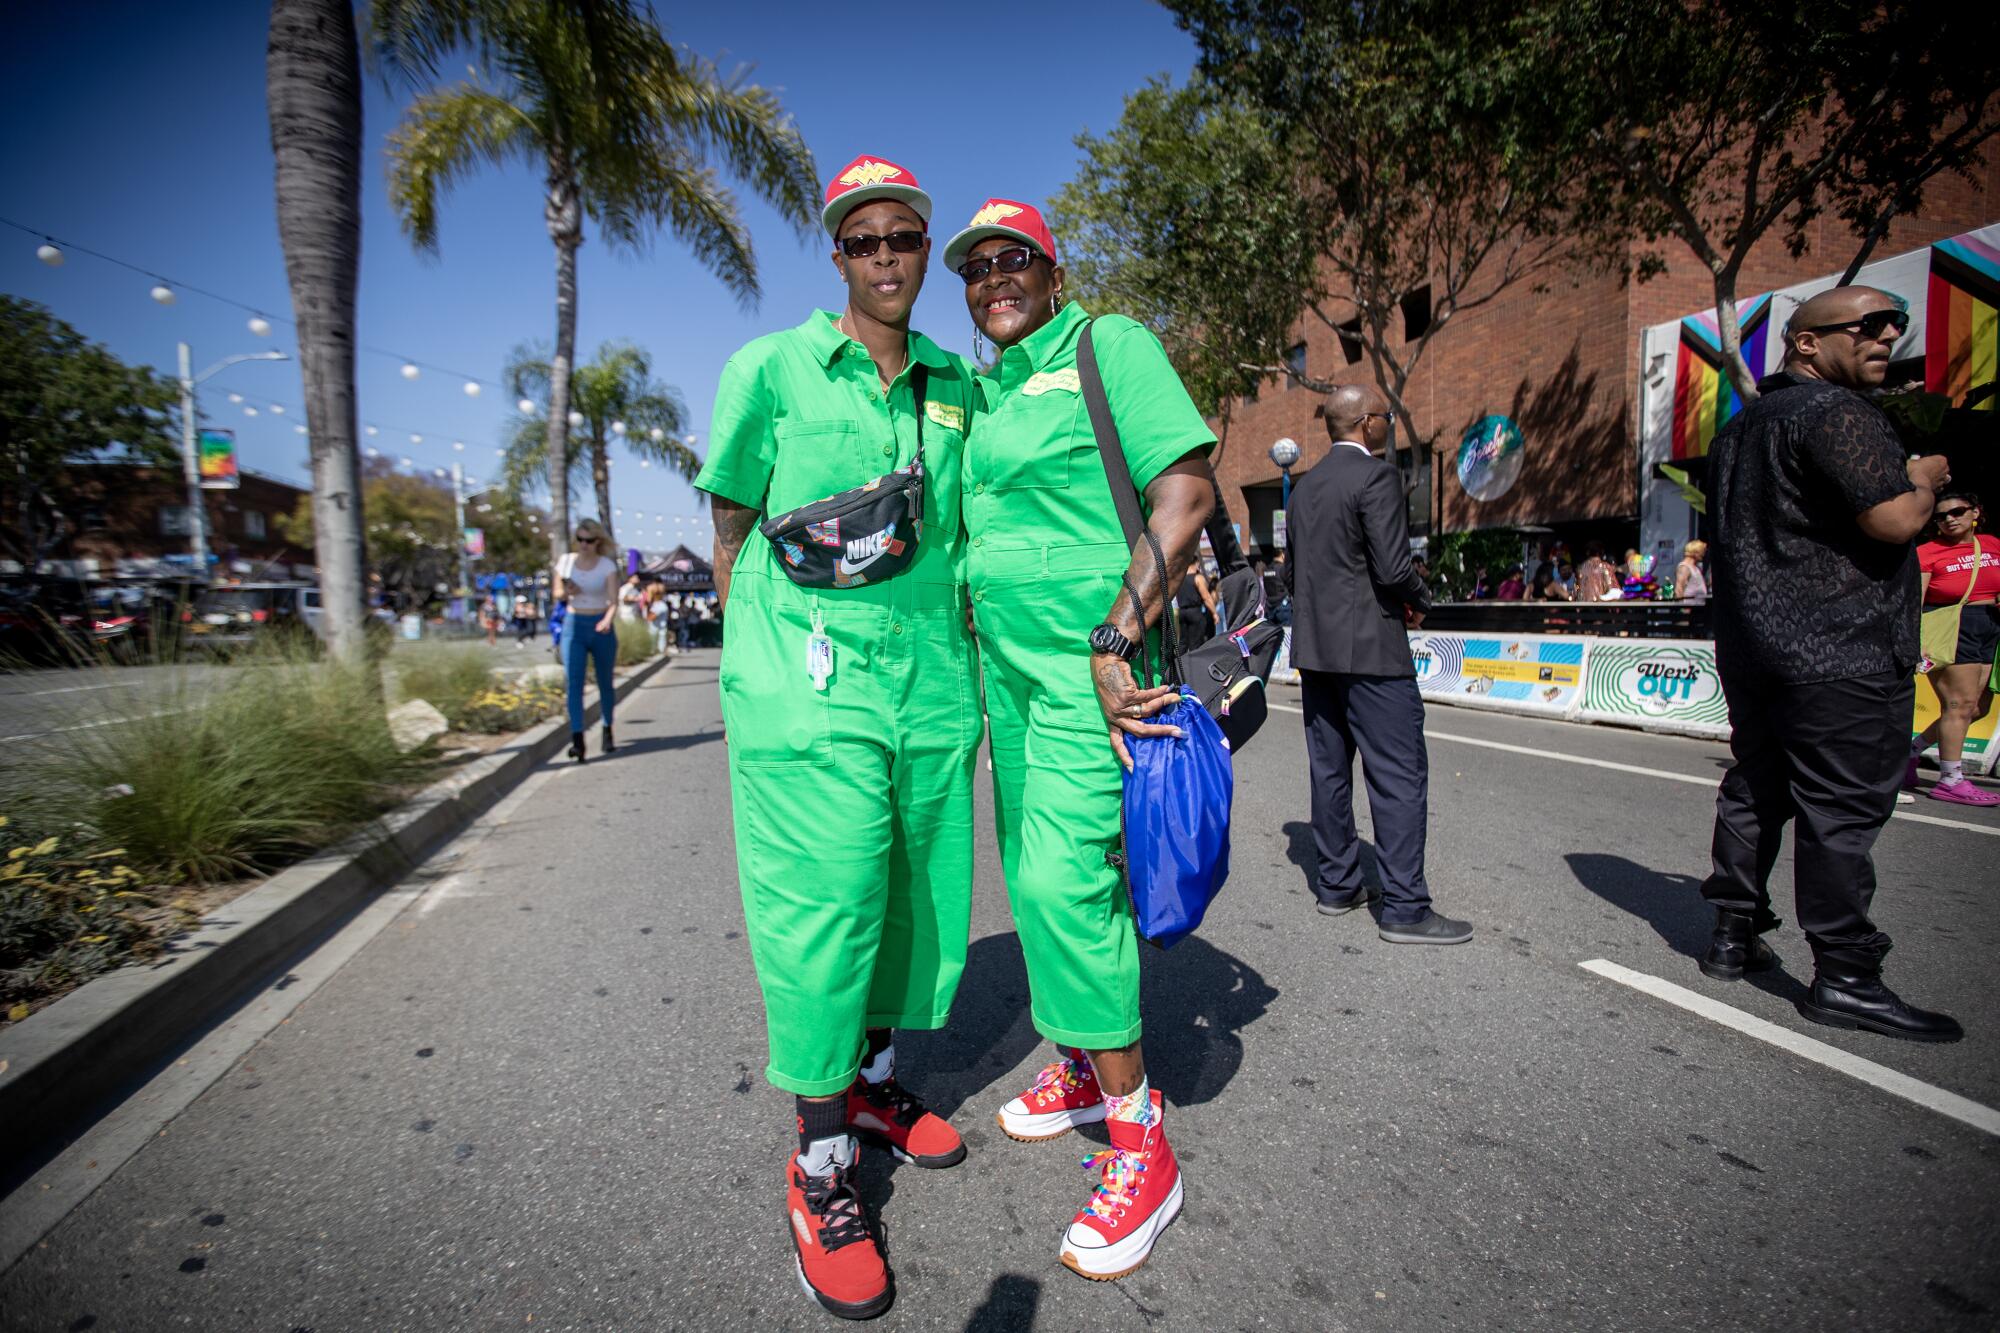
[1803,309,1909,341]
[957,245,1042,284]
[838,230,925,259]
[1935,506,1974,520]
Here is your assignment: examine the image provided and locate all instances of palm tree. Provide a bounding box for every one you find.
[367,0,818,567]
[268,0,369,667]
[500,340,697,548]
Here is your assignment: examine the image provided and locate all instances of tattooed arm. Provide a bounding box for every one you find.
[1091,452,1216,770]
[710,498,760,615]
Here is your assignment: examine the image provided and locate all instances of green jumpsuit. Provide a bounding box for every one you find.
[963,303,1216,1048]
[697,311,983,1097]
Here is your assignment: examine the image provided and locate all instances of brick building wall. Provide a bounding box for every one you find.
[50,462,314,578]
[1208,158,2000,555]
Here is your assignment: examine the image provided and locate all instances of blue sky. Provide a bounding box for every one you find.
[0,2,1199,552]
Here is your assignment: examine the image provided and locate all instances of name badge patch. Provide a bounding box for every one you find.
[924,399,965,431]
[1021,368,1081,397]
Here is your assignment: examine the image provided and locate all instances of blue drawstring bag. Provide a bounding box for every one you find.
[1119,689,1234,949]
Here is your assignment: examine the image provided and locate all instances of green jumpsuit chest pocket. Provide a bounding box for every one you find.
[768,418,872,516]
[986,395,1077,491]
[718,607,832,766]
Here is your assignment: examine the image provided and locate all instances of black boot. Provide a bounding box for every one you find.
[1802,961,1963,1042]
[569,730,587,763]
[601,723,616,755]
[1699,908,1777,981]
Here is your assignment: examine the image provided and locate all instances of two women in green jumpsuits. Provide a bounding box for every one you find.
[697,156,981,1320]
[945,199,1219,1281]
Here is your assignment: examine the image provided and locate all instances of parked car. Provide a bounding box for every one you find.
[186,583,322,656]
[57,583,194,663]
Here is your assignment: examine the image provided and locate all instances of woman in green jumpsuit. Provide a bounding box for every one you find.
[698,155,982,1320]
[944,198,1219,1281]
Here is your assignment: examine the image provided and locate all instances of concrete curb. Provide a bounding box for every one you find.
[0,651,677,1172]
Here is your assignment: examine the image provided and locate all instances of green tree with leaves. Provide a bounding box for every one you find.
[499,340,695,548]
[0,296,178,570]
[1515,0,2000,400]
[368,0,818,566]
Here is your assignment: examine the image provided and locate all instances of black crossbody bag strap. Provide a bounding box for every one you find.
[1080,322,1180,688]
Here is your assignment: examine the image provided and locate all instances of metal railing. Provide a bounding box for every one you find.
[1419,599,1711,639]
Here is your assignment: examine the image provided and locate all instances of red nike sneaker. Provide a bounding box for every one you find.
[1059,1091,1183,1281]
[847,1075,966,1168]
[996,1050,1104,1142]
[786,1151,892,1320]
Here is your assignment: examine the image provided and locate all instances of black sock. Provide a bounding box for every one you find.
[797,1094,850,1156]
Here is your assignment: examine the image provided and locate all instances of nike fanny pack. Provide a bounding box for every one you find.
[759,366,930,591]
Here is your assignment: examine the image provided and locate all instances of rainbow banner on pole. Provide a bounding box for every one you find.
[1925,228,2000,410]
[197,429,239,490]
[1669,293,1771,460]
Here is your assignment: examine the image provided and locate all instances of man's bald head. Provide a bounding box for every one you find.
[1327,382,1389,425]
[1783,285,1905,390]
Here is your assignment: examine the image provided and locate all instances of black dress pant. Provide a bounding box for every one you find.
[1700,668,1910,972]
[1300,670,1433,925]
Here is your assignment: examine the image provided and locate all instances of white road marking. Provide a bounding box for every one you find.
[413,763,565,916]
[1,706,188,744]
[1580,958,2000,1139]
[19,681,127,697]
[1266,703,2000,836]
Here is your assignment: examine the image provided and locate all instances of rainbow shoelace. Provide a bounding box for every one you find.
[1027,1056,1087,1105]
[1080,1148,1148,1219]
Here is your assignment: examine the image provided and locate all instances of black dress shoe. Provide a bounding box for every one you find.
[1802,966,1963,1043]
[1316,887,1378,916]
[1699,908,1778,981]
[601,724,616,755]
[569,730,587,763]
[1378,912,1473,945]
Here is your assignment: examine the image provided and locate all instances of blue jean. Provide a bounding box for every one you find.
[562,611,618,733]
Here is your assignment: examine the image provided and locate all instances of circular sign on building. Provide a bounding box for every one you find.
[1457,414,1525,502]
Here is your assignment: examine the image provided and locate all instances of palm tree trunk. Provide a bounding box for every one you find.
[544,161,581,569]
[268,0,368,669]
[592,435,614,548]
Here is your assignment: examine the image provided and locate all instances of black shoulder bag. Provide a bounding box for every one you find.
[1076,324,1284,752]
[758,365,929,589]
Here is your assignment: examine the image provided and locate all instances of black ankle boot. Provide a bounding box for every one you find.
[601,723,615,754]
[569,730,587,763]
[1699,908,1778,981]
[1803,962,1963,1042]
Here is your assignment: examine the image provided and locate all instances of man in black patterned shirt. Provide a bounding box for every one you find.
[1700,284,1961,1042]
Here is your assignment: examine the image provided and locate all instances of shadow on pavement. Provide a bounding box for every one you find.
[964,1273,1041,1331]
[602,731,722,758]
[1281,818,1382,908]
[900,930,1280,1121]
[1564,852,1716,962]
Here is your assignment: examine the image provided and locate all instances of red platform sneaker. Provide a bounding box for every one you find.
[1058,1091,1183,1281]
[847,1076,966,1169]
[996,1050,1105,1142]
[787,1151,893,1320]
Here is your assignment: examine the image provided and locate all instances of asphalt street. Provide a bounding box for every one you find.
[2,651,1996,1331]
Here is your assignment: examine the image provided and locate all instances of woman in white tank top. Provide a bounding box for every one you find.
[556,518,622,761]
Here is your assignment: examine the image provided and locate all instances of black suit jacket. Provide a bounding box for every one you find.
[1282,445,1432,676]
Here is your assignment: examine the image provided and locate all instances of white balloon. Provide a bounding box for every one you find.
[611,420,626,434]
[410,433,423,444]
[650,426,664,441]
[463,381,481,397]
[401,363,420,380]
[270,404,284,414]
[568,411,584,428]
[36,243,63,267]
[150,284,175,305]
[517,398,536,414]
[227,393,244,404]
[295,425,308,435]
[248,316,272,337]
[245,406,259,416]
[366,425,378,436]
[452,440,465,451]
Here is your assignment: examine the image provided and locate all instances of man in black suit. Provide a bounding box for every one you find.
[1285,384,1472,944]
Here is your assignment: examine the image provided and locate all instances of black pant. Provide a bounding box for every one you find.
[1700,668,1910,972]
[1300,670,1432,924]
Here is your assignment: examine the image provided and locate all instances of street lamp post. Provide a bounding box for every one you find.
[1268,437,1302,551]
[177,343,288,578]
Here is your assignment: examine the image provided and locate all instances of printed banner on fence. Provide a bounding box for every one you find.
[1580,637,1728,735]
[1410,632,1587,716]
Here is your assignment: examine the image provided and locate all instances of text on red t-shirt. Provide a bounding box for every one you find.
[1918,537,2000,604]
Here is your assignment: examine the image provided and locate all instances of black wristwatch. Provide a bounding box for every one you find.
[1089,623,1139,661]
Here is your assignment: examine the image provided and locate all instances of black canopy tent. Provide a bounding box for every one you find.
[641,544,714,591]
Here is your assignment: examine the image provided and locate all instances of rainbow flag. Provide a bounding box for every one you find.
[1670,294,1771,460]
[1925,229,2000,410]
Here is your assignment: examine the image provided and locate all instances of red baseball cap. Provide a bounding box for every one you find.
[821,154,932,238]
[943,199,1059,272]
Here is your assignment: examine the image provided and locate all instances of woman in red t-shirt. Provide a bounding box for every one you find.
[1911,490,2000,805]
